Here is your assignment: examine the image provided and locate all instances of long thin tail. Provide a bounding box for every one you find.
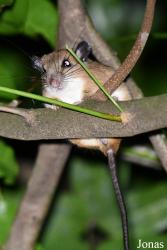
[107,149,130,250]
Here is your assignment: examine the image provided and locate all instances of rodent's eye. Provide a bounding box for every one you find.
[62,59,72,68]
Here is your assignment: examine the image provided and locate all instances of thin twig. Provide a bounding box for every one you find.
[66,46,123,112]
[94,0,156,99]
[0,86,122,122]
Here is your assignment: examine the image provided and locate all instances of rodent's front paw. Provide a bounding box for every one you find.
[44,103,59,110]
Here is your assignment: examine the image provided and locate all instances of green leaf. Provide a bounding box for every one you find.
[35,244,45,250]
[0,0,57,46]
[0,86,122,121]
[0,140,19,184]
[0,0,28,34]
[24,0,58,47]
[0,189,23,246]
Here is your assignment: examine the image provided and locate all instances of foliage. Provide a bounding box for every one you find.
[0,47,29,100]
[0,188,23,244]
[42,157,167,249]
[0,140,19,184]
[0,0,57,100]
[0,0,167,249]
[0,0,57,46]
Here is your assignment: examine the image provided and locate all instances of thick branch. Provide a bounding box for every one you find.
[4,143,71,250]
[0,95,167,140]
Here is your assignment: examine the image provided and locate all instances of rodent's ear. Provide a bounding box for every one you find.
[31,56,44,73]
[75,41,92,61]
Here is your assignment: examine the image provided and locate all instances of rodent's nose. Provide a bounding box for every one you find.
[50,75,63,89]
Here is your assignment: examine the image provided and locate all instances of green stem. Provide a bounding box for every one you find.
[0,86,122,122]
[66,47,123,112]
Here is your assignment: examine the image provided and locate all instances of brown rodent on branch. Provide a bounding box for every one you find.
[32,41,131,155]
[33,41,131,250]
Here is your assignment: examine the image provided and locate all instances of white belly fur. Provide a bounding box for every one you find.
[43,78,85,104]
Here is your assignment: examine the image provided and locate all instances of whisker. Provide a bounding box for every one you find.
[64,73,81,80]
[65,66,82,74]
[64,68,83,77]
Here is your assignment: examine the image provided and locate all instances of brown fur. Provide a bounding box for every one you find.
[41,50,131,155]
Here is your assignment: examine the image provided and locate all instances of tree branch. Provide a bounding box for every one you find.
[94,0,156,98]
[0,95,167,140]
[149,134,167,172]
[4,143,71,250]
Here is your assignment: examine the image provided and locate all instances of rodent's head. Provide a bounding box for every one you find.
[32,41,92,90]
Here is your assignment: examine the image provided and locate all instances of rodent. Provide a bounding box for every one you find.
[33,41,131,250]
[33,41,131,155]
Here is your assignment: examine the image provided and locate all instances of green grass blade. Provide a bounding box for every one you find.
[0,86,122,122]
[66,46,123,112]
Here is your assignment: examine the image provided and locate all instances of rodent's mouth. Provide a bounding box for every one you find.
[49,82,64,90]
[55,84,64,90]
